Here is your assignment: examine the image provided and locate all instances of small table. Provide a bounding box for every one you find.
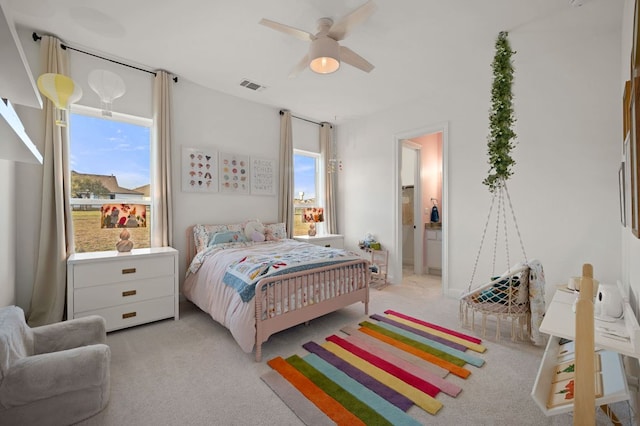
[362,249,388,289]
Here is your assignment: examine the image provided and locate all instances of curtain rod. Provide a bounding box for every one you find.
[32,32,178,83]
[279,110,332,128]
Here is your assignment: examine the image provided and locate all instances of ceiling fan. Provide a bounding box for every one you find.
[259,0,376,78]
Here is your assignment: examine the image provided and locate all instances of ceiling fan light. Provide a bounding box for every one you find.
[309,38,340,74]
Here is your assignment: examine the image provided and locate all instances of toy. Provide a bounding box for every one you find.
[244,220,266,242]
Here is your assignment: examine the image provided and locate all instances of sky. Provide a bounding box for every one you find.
[293,154,316,201]
[70,112,316,196]
[70,113,150,190]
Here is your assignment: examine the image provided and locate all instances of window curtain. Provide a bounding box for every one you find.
[28,35,74,326]
[320,122,337,234]
[279,110,294,237]
[151,70,173,247]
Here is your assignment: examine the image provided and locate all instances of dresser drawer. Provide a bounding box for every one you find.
[75,296,175,332]
[74,276,175,313]
[72,255,175,288]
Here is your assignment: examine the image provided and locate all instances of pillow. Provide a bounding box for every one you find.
[264,223,287,240]
[244,220,265,242]
[208,231,247,246]
[193,223,243,253]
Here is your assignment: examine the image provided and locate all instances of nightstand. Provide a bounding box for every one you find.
[67,247,179,331]
[293,234,344,249]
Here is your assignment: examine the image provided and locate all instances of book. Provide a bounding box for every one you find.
[547,372,603,408]
[552,353,601,383]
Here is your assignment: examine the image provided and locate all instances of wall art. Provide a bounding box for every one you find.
[250,157,276,196]
[219,152,250,194]
[181,146,218,193]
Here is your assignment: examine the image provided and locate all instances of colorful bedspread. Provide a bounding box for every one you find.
[224,244,358,302]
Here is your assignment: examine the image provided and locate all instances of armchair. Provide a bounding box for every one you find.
[0,306,110,425]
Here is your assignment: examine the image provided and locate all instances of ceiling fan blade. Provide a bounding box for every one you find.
[340,46,374,73]
[259,18,315,42]
[328,0,377,41]
[289,54,309,79]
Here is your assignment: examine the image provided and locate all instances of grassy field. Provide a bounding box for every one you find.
[73,210,150,253]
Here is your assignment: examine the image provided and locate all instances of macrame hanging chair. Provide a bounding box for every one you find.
[459,180,546,344]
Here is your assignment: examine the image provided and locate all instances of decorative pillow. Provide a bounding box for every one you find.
[208,231,247,246]
[244,220,265,242]
[264,222,287,240]
[193,223,243,253]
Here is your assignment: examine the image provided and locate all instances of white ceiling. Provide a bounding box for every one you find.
[4,0,622,124]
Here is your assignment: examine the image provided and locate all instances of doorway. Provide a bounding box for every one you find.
[393,122,448,293]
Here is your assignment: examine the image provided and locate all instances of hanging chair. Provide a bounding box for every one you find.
[459,182,546,344]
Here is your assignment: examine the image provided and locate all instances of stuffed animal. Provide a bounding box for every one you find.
[244,220,265,242]
[264,227,278,241]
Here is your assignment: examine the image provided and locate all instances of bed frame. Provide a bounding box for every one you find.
[185,227,370,361]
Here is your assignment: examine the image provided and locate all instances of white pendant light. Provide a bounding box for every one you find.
[36,73,83,127]
[309,37,340,74]
[88,69,126,117]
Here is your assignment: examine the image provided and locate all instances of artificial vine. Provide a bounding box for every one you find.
[483,31,516,193]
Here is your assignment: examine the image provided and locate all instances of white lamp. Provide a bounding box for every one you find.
[309,38,340,74]
[88,69,126,117]
[36,73,83,127]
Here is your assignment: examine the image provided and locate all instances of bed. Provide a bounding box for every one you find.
[183,222,370,361]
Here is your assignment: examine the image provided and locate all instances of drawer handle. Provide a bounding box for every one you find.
[122,268,136,275]
[122,290,137,297]
[122,312,137,319]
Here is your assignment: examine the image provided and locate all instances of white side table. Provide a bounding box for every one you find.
[67,247,179,331]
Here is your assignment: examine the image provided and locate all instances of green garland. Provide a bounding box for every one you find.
[483,31,516,193]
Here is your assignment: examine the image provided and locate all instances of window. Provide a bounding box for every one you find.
[293,150,323,236]
[69,106,152,253]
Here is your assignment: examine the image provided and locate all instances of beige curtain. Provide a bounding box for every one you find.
[151,70,173,247]
[320,122,337,234]
[28,36,74,326]
[279,111,294,237]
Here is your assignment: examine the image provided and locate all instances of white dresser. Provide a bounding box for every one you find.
[293,234,344,248]
[67,247,179,331]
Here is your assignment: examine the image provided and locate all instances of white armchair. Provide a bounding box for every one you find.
[0,306,110,425]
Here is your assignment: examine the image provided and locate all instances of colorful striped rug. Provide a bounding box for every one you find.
[261,309,486,425]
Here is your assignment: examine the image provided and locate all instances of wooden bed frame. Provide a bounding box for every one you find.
[185,226,370,361]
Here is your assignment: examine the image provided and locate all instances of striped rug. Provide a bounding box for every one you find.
[261,309,486,425]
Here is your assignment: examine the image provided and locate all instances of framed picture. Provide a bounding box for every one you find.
[181,146,218,193]
[250,157,276,196]
[219,152,250,194]
[619,162,626,227]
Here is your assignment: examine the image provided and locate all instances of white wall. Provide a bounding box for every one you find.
[337,1,622,299]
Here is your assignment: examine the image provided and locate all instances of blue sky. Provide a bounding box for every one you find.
[293,154,316,200]
[70,113,150,189]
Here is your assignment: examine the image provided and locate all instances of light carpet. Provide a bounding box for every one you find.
[76,275,628,425]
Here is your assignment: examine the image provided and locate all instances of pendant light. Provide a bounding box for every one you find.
[36,73,83,127]
[88,69,126,117]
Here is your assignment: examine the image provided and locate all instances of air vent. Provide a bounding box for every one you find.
[239,79,266,91]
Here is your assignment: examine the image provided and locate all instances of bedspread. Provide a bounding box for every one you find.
[223,245,357,302]
[182,239,360,353]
